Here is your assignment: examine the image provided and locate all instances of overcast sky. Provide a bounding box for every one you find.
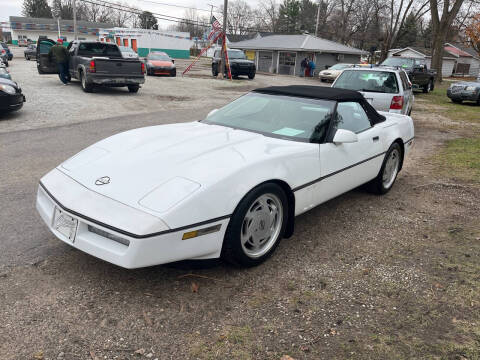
[1,0,259,29]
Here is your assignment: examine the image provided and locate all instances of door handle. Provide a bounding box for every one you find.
[372,136,379,142]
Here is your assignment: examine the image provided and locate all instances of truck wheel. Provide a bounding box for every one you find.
[212,66,218,77]
[80,71,93,93]
[248,71,255,80]
[128,85,139,93]
[452,99,462,104]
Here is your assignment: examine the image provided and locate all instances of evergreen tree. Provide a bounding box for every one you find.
[395,12,418,48]
[22,0,52,18]
[139,11,158,30]
[299,0,317,34]
[278,0,301,33]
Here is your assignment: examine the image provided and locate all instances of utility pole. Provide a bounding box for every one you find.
[218,0,228,79]
[73,0,78,40]
[57,17,61,39]
[315,0,320,37]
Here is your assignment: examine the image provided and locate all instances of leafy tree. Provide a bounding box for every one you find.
[278,0,301,33]
[395,12,418,48]
[465,13,480,56]
[22,0,52,18]
[139,11,158,30]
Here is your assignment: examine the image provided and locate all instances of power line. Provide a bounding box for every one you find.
[138,0,223,14]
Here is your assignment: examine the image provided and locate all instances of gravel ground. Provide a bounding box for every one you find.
[1,46,479,360]
[0,46,321,133]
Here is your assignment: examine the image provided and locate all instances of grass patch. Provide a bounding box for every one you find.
[415,82,480,123]
[435,137,480,182]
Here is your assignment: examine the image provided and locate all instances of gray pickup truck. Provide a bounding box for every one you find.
[37,39,145,93]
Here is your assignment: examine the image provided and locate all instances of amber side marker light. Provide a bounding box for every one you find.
[182,224,222,240]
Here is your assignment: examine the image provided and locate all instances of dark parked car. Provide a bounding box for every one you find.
[24,44,37,60]
[1,43,13,61]
[447,81,480,105]
[380,57,436,93]
[0,44,9,67]
[0,77,25,113]
[145,51,176,76]
[37,39,145,93]
[0,64,12,80]
[212,49,256,79]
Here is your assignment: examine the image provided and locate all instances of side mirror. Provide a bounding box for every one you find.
[171,59,175,64]
[325,65,330,69]
[332,129,358,144]
[207,109,218,118]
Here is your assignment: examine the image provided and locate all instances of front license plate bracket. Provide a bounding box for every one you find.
[52,207,78,242]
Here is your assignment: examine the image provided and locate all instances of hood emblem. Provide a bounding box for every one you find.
[95,176,110,186]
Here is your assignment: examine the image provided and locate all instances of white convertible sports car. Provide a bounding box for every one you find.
[36,86,414,268]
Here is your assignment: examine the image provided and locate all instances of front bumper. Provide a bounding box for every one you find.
[0,93,25,112]
[319,74,336,81]
[148,66,176,75]
[230,66,254,75]
[447,89,479,102]
[36,169,228,268]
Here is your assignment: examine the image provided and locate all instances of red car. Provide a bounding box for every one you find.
[145,51,176,77]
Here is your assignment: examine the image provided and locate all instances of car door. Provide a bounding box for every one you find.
[316,101,384,203]
[37,39,58,74]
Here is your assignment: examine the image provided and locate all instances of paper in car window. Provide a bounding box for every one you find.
[273,127,305,136]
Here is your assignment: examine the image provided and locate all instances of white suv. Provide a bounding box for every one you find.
[332,67,414,115]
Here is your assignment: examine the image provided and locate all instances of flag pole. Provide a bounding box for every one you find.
[218,0,228,79]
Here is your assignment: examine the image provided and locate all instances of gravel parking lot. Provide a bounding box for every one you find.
[0,46,320,133]
[1,47,479,360]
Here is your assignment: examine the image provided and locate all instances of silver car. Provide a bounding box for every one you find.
[119,46,139,59]
[332,67,414,115]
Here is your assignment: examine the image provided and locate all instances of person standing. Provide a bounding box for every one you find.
[300,57,307,77]
[48,39,70,85]
[308,59,316,77]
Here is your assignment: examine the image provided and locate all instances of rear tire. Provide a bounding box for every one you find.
[423,80,433,93]
[368,142,402,195]
[128,85,139,93]
[221,183,288,267]
[212,66,218,77]
[452,99,462,104]
[248,71,255,80]
[80,71,93,93]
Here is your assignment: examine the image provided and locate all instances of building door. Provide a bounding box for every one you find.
[278,51,296,75]
[257,51,273,72]
[131,39,138,53]
[123,38,129,47]
[116,37,121,46]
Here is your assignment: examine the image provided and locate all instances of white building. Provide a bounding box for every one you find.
[99,28,192,59]
[389,47,456,77]
[10,16,112,45]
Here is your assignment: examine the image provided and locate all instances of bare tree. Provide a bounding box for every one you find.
[174,9,208,38]
[379,0,430,61]
[430,0,469,83]
[257,0,279,32]
[220,0,255,35]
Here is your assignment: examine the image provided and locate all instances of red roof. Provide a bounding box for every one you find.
[444,46,472,57]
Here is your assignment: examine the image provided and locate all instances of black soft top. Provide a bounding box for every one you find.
[253,85,386,124]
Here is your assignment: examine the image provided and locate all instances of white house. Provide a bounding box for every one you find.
[444,43,480,77]
[389,47,456,77]
[99,28,192,59]
[10,16,112,45]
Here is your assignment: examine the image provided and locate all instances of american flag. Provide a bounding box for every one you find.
[208,16,222,40]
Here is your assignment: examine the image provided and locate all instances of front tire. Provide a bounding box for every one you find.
[368,142,402,195]
[212,66,218,77]
[222,183,288,267]
[423,80,433,93]
[452,99,462,104]
[248,71,255,80]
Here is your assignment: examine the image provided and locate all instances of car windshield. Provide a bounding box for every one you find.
[330,64,350,70]
[119,46,134,53]
[148,53,170,61]
[228,50,246,59]
[381,57,414,68]
[334,70,399,94]
[203,92,335,143]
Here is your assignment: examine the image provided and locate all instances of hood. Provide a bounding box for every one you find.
[148,60,173,67]
[0,77,18,88]
[58,122,302,215]
[451,81,480,87]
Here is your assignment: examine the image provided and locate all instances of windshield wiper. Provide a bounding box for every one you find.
[361,89,385,93]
